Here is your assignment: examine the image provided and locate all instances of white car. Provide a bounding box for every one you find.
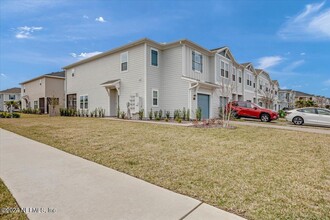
[285,107,330,127]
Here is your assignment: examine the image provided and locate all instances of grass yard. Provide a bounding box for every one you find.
[0,179,28,220]
[0,115,329,219]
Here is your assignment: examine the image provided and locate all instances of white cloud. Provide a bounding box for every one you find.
[300,52,306,56]
[95,17,106,23]
[1,73,7,78]
[324,79,330,86]
[256,56,283,69]
[83,15,89,19]
[70,51,102,60]
[278,2,330,40]
[15,26,43,39]
[283,60,305,72]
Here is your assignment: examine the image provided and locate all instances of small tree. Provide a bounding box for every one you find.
[48,96,59,116]
[5,101,20,118]
[218,77,236,128]
[259,88,275,109]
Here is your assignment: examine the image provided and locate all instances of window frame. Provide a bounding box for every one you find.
[79,95,88,110]
[152,89,159,107]
[120,51,128,72]
[34,100,38,110]
[192,51,203,73]
[150,48,159,67]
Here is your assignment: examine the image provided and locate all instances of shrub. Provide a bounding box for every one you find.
[174,109,181,120]
[165,111,170,119]
[138,109,144,120]
[12,113,20,118]
[177,118,182,123]
[0,112,20,118]
[154,111,158,120]
[149,108,153,120]
[120,111,126,119]
[158,109,163,119]
[186,109,190,121]
[182,107,186,121]
[165,118,169,122]
[196,107,202,121]
[278,109,286,118]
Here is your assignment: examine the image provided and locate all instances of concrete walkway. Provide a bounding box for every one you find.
[0,129,244,220]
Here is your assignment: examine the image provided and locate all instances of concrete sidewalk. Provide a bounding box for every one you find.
[0,129,244,220]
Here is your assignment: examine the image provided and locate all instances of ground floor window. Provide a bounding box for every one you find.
[219,96,228,108]
[152,89,159,107]
[34,100,38,109]
[80,95,88,109]
[67,94,77,109]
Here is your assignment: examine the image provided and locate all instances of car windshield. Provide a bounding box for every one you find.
[252,103,262,108]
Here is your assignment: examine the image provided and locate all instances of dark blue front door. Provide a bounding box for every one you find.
[197,94,210,119]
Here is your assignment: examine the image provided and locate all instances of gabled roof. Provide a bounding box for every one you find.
[272,80,279,86]
[63,38,217,69]
[255,69,272,82]
[212,46,241,67]
[241,62,256,74]
[294,91,314,97]
[0,87,21,94]
[20,71,65,85]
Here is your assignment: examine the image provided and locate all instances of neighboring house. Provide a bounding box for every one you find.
[20,71,65,114]
[241,63,257,103]
[255,69,273,109]
[0,87,21,111]
[294,91,315,103]
[278,89,295,110]
[62,38,279,119]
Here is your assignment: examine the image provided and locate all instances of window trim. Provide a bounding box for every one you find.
[120,51,128,73]
[79,94,88,110]
[150,48,159,67]
[192,50,203,73]
[152,89,159,107]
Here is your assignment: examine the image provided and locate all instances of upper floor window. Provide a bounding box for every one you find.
[151,48,158,66]
[232,67,236,81]
[120,52,128,72]
[9,95,15,100]
[225,63,229,78]
[220,61,225,77]
[192,51,203,73]
[238,70,242,83]
[152,89,159,107]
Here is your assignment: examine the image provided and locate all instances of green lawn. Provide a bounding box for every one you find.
[1,114,329,219]
[0,179,28,220]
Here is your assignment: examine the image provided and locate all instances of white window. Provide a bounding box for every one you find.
[34,101,38,109]
[225,63,229,78]
[9,95,15,100]
[192,51,203,73]
[151,48,158,67]
[220,61,225,77]
[232,67,236,81]
[80,95,88,109]
[238,70,242,83]
[152,89,159,107]
[120,52,128,72]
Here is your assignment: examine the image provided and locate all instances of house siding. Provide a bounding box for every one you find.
[66,44,145,116]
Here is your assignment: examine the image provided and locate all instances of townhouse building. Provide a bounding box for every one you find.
[62,38,279,119]
[20,71,65,113]
[0,87,21,111]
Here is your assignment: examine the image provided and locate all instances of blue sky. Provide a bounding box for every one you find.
[1,0,329,96]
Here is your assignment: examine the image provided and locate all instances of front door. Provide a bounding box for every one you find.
[197,94,210,119]
[39,98,45,114]
[110,89,118,116]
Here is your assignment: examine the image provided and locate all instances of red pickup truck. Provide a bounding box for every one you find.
[226,101,279,122]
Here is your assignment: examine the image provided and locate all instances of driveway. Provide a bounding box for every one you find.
[231,120,330,135]
[0,129,244,220]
